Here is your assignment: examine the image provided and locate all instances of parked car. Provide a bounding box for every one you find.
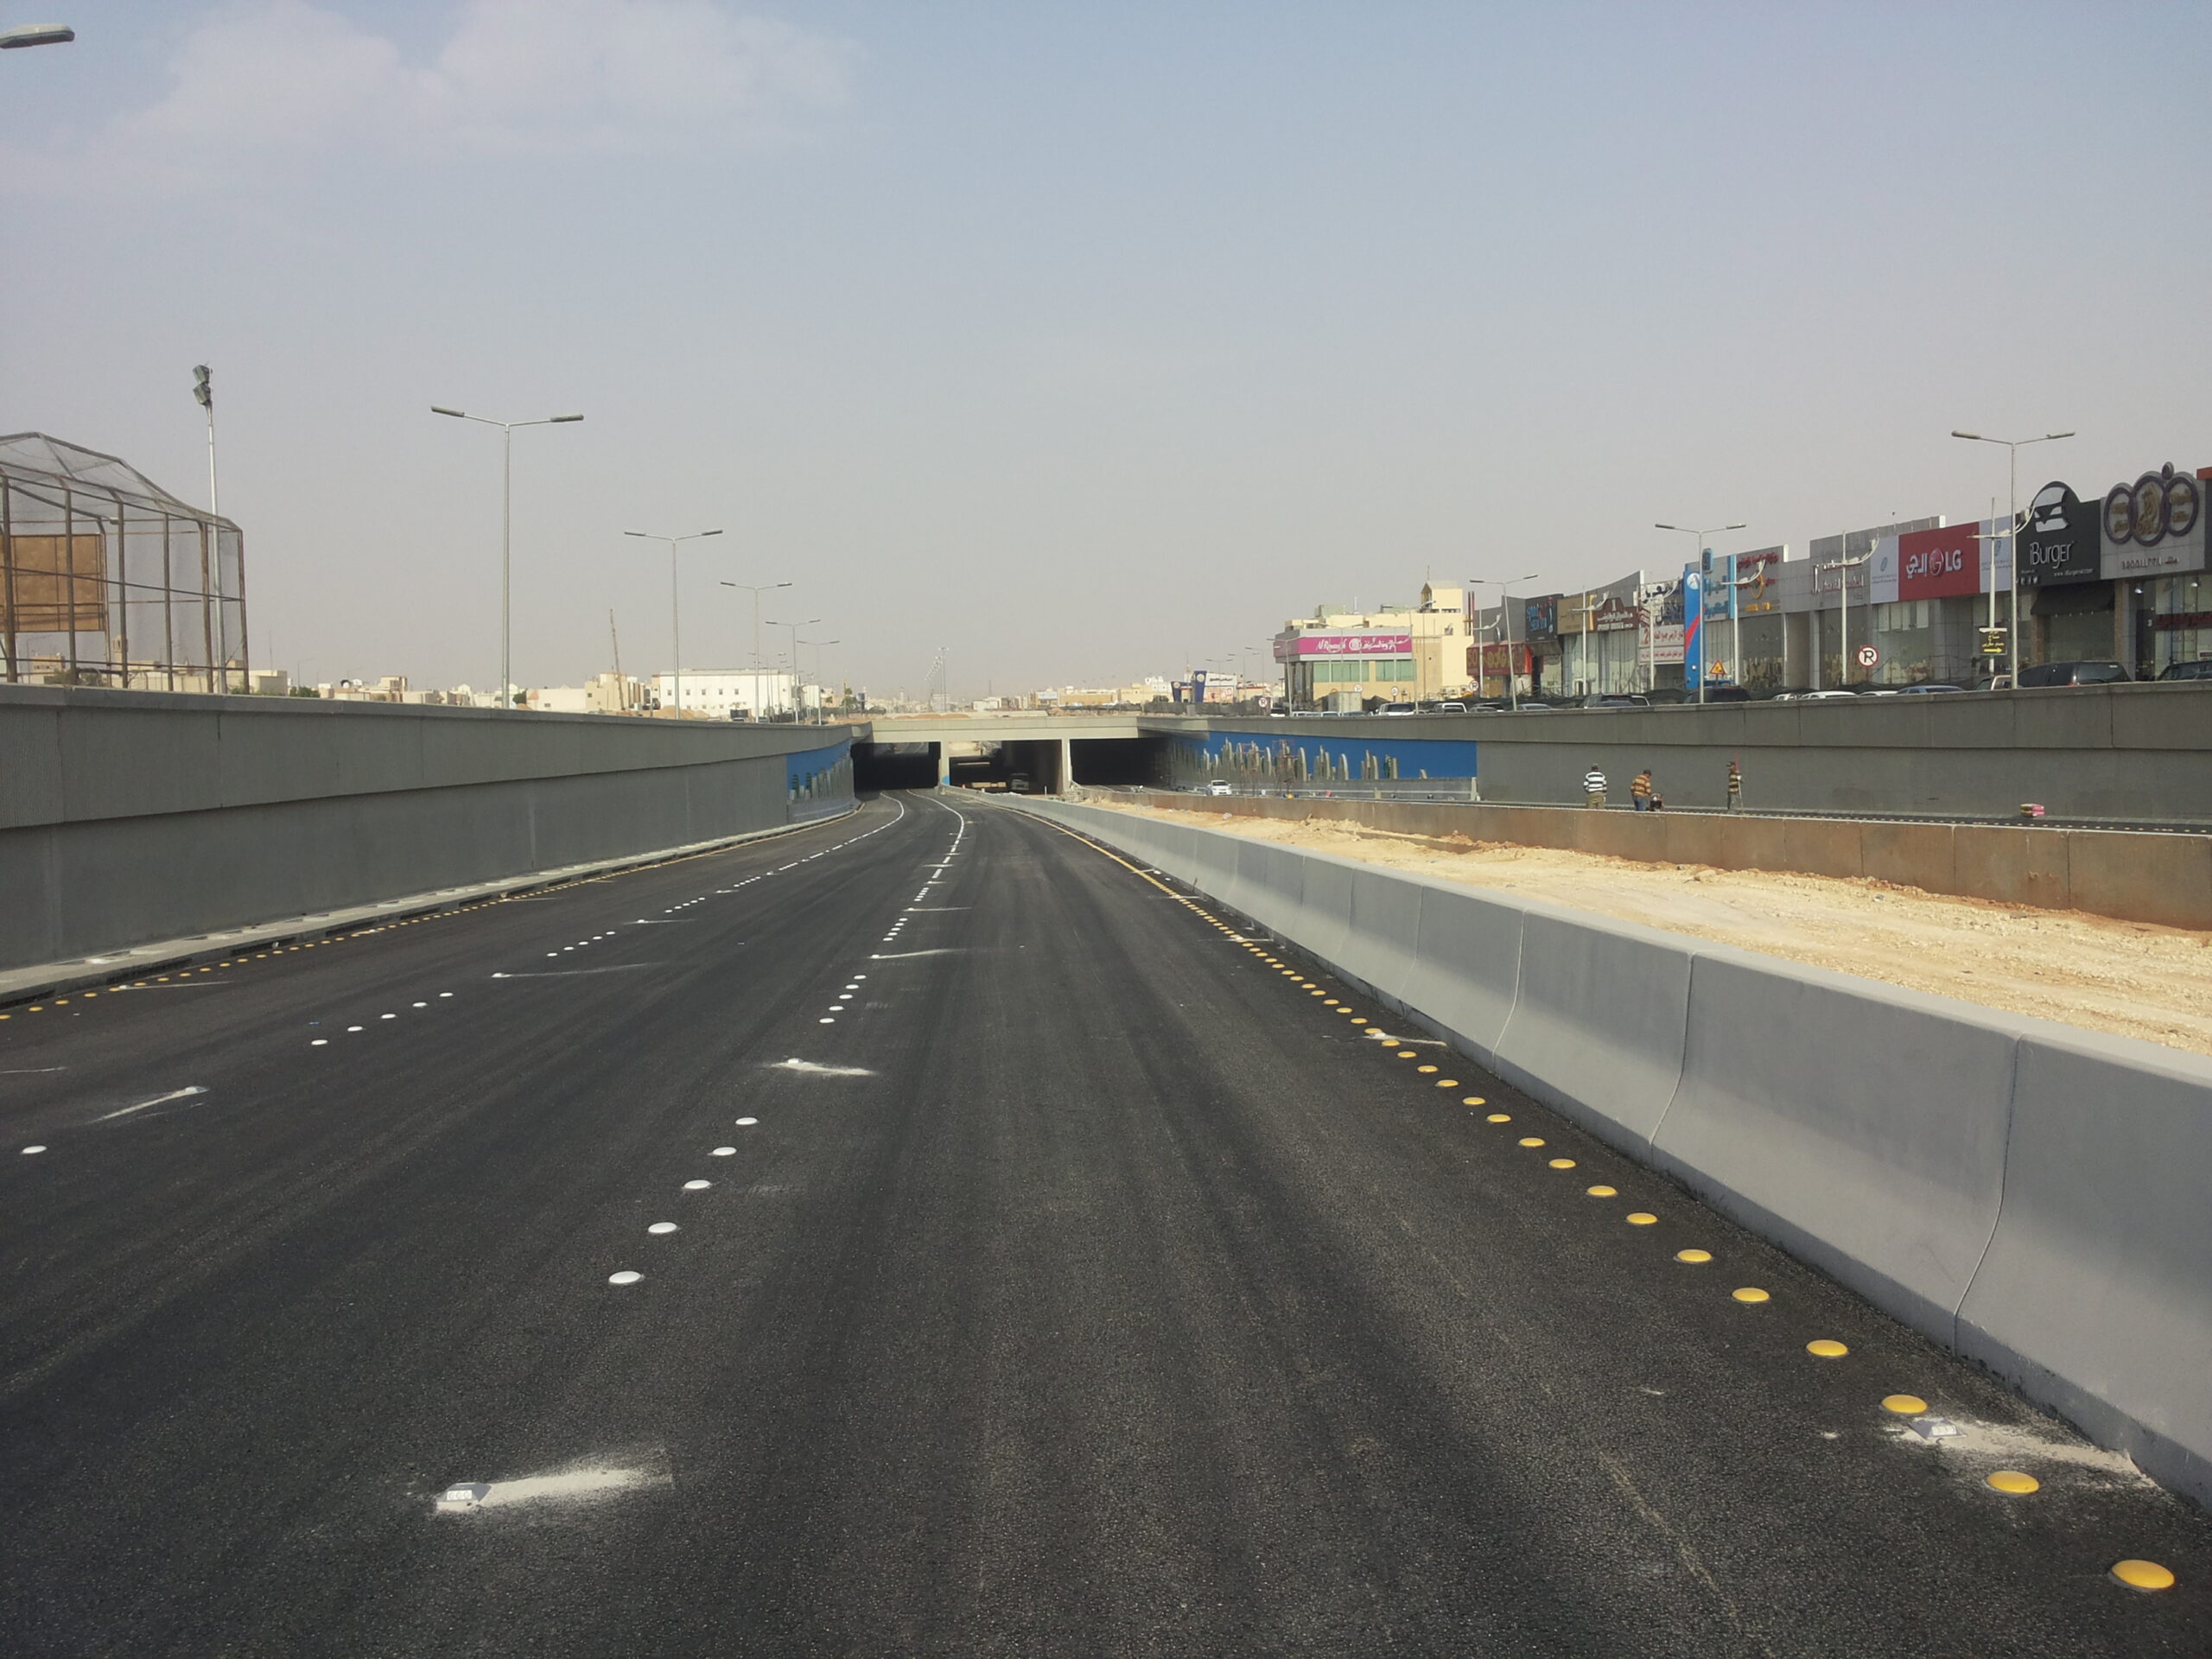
[1897,683,1967,695]
[1379,702,1419,715]
[2157,659,2212,681]
[2017,660,2131,687]
[1796,690,1859,701]
[1580,694,1649,709]
[1697,684,1754,702]
[1432,700,1468,713]
[1204,779,1233,796]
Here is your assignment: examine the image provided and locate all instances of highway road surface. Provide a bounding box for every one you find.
[3,791,2205,1656]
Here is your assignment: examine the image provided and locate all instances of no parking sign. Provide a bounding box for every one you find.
[1855,644,1880,669]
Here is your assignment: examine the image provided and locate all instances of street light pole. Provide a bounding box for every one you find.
[718,579,791,702]
[1655,522,1745,703]
[1469,574,1541,709]
[625,528,722,718]
[1951,430,2075,689]
[432,406,582,708]
[766,617,821,719]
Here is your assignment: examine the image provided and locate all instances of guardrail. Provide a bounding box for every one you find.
[1017,796,2212,1511]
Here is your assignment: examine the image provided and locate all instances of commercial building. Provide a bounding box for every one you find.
[1274,584,1471,709]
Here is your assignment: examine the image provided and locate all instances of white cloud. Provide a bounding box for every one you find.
[5,0,853,191]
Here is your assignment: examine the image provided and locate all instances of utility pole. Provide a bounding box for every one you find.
[193,365,227,690]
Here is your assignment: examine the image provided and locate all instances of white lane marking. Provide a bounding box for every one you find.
[647,1222,678,1235]
[770,1059,874,1077]
[632,919,679,925]
[607,1271,643,1286]
[683,1179,711,1190]
[906,906,969,912]
[346,1025,365,1032]
[380,1014,397,1020]
[311,1039,329,1046]
[711,1146,736,1155]
[491,965,657,978]
[92,1084,209,1122]
[735,1116,759,1125]
[413,1001,429,1007]
[869,949,963,959]
[21,1145,47,1154]
[0,1067,67,1074]
[435,1452,672,1513]
[440,992,454,998]
[819,1017,836,1023]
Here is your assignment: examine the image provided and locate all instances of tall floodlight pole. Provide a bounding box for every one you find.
[625,528,722,718]
[193,365,226,690]
[432,406,582,708]
[1656,523,1745,703]
[1951,430,2075,689]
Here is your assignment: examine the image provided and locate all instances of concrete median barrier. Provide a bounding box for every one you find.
[1652,952,2018,1341]
[1491,907,1693,1157]
[1407,885,1522,1070]
[1019,797,2212,1510]
[1956,1030,2212,1505]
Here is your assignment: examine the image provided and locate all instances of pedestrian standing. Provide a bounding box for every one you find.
[1583,763,1607,808]
[1727,757,1742,813]
[1631,769,1655,812]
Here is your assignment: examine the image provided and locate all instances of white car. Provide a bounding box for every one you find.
[1204,780,1233,796]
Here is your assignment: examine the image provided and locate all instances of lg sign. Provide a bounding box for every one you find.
[1896,524,1984,600]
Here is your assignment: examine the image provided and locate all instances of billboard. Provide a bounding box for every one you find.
[1274,630,1414,660]
[1522,594,1560,640]
[1732,546,1787,613]
[2098,464,2205,579]
[2018,482,2101,587]
[1681,569,1705,684]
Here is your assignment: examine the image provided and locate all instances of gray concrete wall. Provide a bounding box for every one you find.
[1108,790,2212,928]
[1022,797,2212,1510]
[1153,680,2212,820]
[0,686,860,970]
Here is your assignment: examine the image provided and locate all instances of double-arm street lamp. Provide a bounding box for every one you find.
[719,579,791,679]
[1951,429,2075,689]
[1655,522,1745,703]
[432,405,583,708]
[624,528,722,718]
[1469,574,1541,709]
[766,617,821,719]
[799,638,840,722]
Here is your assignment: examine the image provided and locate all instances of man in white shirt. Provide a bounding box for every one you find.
[1583,765,1606,808]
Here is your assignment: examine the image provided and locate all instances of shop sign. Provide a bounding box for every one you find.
[1733,546,1787,613]
[1647,623,1685,665]
[1275,630,1414,660]
[1592,594,1644,631]
[2017,482,2101,587]
[2099,464,2207,578]
[1522,594,1560,639]
[1895,524,1985,601]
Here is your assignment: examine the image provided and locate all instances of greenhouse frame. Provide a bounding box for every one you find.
[0,432,248,691]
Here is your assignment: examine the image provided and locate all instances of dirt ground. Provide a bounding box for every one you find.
[1110,803,2212,1059]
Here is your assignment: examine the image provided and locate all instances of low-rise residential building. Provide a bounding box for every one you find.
[1273,583,1471,709]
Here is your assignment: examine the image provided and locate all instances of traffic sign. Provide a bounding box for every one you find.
[1855,644,1880,669]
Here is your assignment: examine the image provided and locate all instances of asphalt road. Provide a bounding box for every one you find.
[2,790,2205,1656]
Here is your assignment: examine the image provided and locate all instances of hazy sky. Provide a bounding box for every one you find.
[4,2,2207,697]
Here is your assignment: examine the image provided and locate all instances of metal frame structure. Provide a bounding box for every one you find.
[0,433,247,691]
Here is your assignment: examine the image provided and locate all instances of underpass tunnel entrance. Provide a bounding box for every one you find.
[1067,736,1165,788]
[854,741,939,791]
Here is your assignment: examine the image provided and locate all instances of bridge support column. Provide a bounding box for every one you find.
[936,743,950,787]
[1058,737,1073,795]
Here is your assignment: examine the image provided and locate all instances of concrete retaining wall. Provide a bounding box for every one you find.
[1108,791,2212,929]
[1149,679,2212,820]
[1021,796,2212,1510]
[0,685,858,971]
